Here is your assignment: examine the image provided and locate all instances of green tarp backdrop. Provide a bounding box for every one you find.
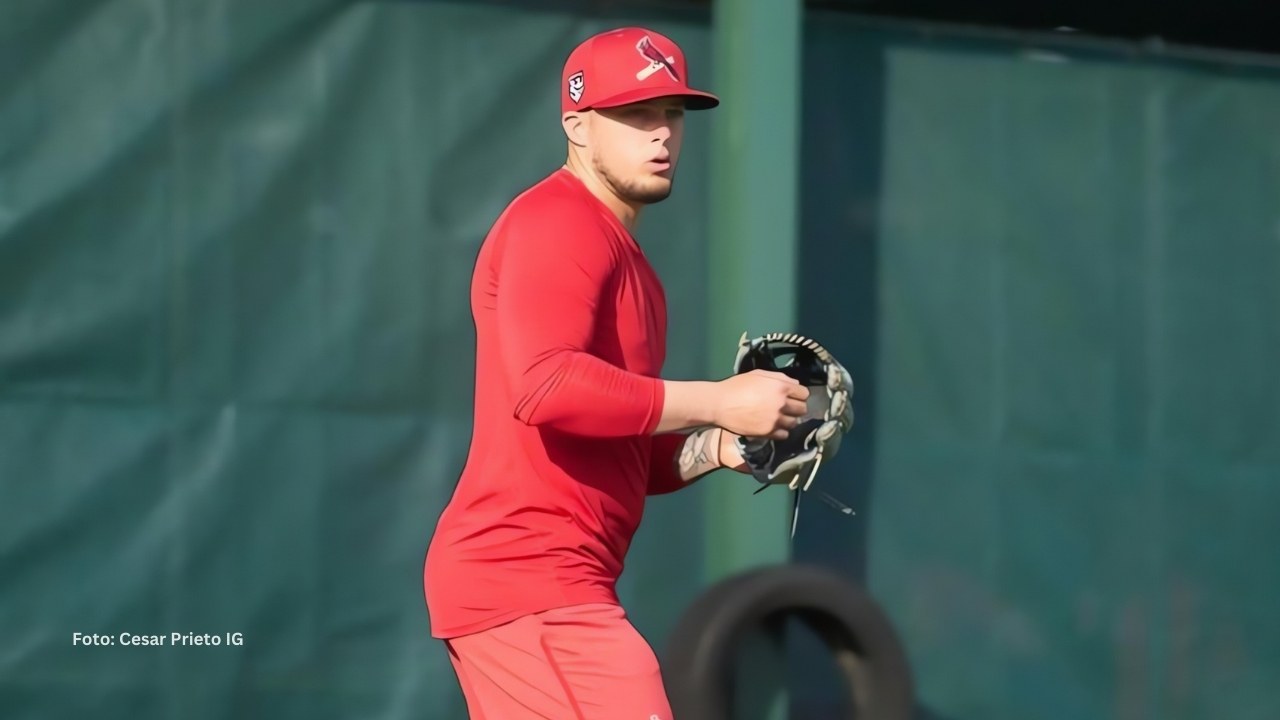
[801,14,1280,720]
[2,1,1277,719]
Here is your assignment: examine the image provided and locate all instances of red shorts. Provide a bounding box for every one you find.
[443,602,673,720]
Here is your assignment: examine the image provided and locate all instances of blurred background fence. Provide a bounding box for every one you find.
[2,1,1277,719]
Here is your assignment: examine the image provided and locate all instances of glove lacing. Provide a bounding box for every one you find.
[790,427,824,492]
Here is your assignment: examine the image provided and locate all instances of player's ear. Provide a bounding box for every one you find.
[561,111,588,148]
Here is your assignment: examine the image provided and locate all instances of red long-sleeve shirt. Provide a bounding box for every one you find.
[424,168,691,639]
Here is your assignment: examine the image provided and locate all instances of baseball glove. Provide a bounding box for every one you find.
[732,332,856,534]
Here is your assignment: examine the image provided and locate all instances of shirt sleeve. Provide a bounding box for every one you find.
[496,198,665,437]
[646,432,693,495]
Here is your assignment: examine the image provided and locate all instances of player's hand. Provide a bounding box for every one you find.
[711,370,810,440]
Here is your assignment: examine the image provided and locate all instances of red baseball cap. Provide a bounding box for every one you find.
[561,27,719,114]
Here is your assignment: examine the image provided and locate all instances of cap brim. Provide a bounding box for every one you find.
[588,86,720,111]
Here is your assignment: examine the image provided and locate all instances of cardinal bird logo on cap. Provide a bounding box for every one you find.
[635,36,679,82]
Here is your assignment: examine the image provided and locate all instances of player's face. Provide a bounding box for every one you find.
[589,98,686,205]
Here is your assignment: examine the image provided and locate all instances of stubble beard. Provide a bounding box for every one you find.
[594,153,673,205]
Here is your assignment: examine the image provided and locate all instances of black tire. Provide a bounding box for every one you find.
[662,563,914,720]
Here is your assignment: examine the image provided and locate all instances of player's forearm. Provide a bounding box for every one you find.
[675,426,751,480]
[653,379,721,433]
[512,352,728,437]
[647,427,719,495]
[512,350,664,436]
[648,425,751,496]
[675,426,722,481]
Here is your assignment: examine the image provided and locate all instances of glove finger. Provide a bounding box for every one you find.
[829,390,849,424]
[771,447,819,484]
[814,419,840,445]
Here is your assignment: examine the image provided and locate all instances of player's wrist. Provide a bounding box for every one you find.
[717,427,748,473]
[703,380,730,429]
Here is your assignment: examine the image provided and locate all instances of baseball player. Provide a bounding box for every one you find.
[423,27,810,720]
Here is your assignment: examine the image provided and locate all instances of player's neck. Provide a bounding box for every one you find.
[562,156,641,231]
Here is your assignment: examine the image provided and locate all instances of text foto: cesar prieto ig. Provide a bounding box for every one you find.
[73,633,245,647]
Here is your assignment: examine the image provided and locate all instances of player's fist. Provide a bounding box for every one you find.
[711,370,810,440]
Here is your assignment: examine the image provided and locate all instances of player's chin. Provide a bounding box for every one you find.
[631,177,673,204]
